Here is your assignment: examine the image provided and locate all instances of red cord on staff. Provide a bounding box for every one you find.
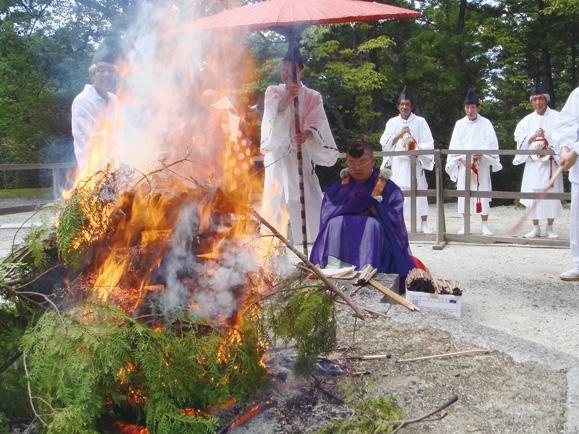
[471,160,482,214]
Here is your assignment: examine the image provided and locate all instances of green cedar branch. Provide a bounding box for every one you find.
[251,208,365,320]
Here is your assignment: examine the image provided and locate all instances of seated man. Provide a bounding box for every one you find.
[309,142,416,288]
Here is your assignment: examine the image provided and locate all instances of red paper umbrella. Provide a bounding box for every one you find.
[180,0,420,254]
[186,0,420,32]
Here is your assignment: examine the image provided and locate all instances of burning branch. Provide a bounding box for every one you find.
[251,209,366,320]
[218,399,275,433]
[132,152,193,190]
[2,156,372,431]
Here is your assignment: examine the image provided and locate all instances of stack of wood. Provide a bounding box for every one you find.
[405,268,463,296]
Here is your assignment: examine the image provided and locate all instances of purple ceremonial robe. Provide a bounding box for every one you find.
[309,169,415,284]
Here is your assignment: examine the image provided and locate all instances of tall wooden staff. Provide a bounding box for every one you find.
[287,34,309,256]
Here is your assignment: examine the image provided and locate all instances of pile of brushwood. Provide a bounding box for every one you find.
[0,165,343,433]
[405,268,463,296]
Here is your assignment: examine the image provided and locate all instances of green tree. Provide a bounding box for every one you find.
[0,0,141,166]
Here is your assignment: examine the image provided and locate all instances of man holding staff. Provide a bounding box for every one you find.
[513,83,563,239]
[379,86,435,234]
[260,50,338,247]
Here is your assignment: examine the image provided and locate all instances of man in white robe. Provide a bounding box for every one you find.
[553,87,579,281]
[445,88,502,235]
[513,84,562,239]
[260,55,339,246]
[71,45,119,175]
[380,86,435,233]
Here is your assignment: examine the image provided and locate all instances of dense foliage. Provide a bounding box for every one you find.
[1,1,577,184]
[266,283,337,375]
[0,164,345,432]
[18,303,267,433]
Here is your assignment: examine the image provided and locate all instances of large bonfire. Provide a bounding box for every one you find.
[0,4,341,433]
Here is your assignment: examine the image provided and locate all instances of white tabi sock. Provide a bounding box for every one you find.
[524,225,540,238]
[481,222,493,236]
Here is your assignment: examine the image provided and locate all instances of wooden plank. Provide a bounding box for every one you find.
[443,233,568,247]
[368,278,420,312]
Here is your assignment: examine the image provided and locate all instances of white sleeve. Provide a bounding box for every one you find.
[482,119,502,172]
[301,90,338,167]
[445,121,463,182]
[415,118,435,171]
[512,117,529,166]
[260,85,292,159]
[71,96,97,163]
[379,118,397,169]
[553,88,579,154]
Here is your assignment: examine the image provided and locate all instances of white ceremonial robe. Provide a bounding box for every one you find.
[379,113,434,218]
[553,87,579,266]
[445,114,502,215]
[513,107,563,219]
[260,83,339,245]
[71,84,119,172]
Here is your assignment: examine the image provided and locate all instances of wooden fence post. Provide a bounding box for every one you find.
[434,150,446,249]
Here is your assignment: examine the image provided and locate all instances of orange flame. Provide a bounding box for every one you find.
[56,5,283,431]
[61,23,271,327]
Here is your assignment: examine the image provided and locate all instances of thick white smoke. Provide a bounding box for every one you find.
[102,2,264,319]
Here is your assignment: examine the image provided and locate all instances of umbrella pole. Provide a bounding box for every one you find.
[293,81,308,257]
[289,39,308,257]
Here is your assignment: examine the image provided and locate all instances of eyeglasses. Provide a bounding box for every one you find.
[95,66,117,73]
[92,63,118,75]
[347,157,373,167]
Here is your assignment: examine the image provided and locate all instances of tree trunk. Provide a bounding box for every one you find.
[455,0,468,84]
[537,0,556,104]
[457,0,467,34]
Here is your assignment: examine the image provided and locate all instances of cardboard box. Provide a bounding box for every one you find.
[405,290,462,318]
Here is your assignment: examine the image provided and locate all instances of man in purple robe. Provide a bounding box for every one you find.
[309,143,416,289]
